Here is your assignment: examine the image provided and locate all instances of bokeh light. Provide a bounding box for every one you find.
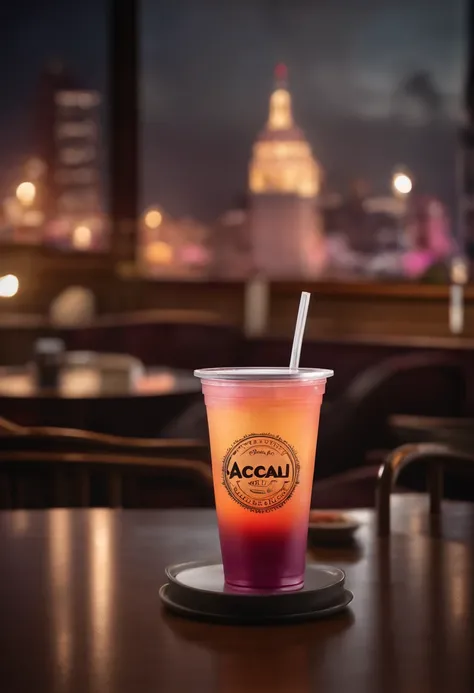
[73,225,93,250]
[16,181,36,206]
[451,257,469,285]
[144,241,173,265]
[144,208,163,229]
[0,274,19,298]
[392,173,412,195]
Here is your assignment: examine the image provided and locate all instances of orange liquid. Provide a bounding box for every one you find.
[203,379,324,591]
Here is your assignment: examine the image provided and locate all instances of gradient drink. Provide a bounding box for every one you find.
[195,367,333,592]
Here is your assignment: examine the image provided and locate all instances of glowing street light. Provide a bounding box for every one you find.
[0,274,19,298]
[144,208,163,229]
[392,172,412,196]
[16,181,36,206]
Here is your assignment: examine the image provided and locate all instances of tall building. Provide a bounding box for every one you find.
[248,65,326,277]
[34,63,103,249]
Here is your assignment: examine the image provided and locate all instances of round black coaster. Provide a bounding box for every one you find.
[159,584,353,625]
[160,560,353,624]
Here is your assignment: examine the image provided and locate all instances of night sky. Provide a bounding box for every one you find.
[0,0,466,220]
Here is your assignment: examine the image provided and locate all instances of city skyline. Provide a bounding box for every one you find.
[0,0,467,221]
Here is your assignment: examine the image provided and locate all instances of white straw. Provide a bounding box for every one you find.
[289,292,311,370]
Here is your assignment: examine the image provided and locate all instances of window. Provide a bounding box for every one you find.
[140,0,466,281]
[0,0,108,252]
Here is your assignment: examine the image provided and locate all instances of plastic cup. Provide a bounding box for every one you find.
[194,367,333,592]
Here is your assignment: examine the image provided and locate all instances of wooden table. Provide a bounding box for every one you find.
[0,366,200,436]
[390,414,474,450]
[0,364,199,399]
[1,495,474,693]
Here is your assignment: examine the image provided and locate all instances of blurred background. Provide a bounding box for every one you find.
[0,0,470,280]
[1,0,474,511]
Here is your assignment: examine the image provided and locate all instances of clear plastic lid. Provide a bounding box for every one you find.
[194,367,334,381]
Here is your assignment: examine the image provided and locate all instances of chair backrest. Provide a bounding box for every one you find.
[0,415,209,459]
[316,351,466,478]
[0,451,214,510]
[0,416,212,510]
[377,442,474,536]
[344,351,466,417]
[0,416,24,435]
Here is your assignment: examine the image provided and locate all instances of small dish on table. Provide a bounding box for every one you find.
[308,510,361,545]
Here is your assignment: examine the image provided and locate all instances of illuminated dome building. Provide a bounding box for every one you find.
[248,65,326,277]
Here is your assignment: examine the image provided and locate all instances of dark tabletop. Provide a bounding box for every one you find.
[0,365,200,436]
[0,365,199,399]
[1,495,474,693]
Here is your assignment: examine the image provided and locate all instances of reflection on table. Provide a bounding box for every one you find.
[1,495,474,693]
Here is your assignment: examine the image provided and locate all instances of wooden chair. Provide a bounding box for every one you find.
[0,450,214,510]
[0,415,213,509]
[0,415,209,460]
[0,416,24,435]
[376,443,474,536]
[315,351,466,480]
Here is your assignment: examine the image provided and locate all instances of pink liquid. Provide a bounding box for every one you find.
[219,522,308,592]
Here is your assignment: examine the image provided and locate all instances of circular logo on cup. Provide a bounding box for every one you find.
[222,434,300,513]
